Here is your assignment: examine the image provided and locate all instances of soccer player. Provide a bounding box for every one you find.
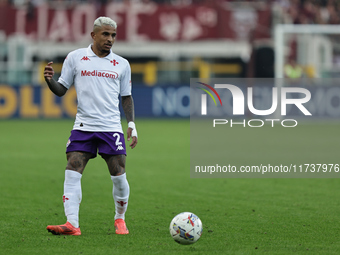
[43,16,137,235]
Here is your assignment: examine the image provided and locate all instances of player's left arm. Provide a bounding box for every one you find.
[122,95,138,149]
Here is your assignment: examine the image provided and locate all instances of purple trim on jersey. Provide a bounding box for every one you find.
[66,130,126,158]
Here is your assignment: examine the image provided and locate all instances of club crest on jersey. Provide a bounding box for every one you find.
[111,59,119,66]
[81,56,90,61]
[81,70,118,79]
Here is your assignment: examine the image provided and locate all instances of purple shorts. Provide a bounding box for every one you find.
[66,130,126,158]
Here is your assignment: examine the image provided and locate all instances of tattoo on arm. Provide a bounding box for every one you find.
[46,78,67,97]
[121,95,135,123]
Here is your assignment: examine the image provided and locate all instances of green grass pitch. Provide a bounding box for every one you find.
[1,119,340,254]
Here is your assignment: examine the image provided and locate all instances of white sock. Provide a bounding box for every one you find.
[63,170,82,228]
[111,173,130,220]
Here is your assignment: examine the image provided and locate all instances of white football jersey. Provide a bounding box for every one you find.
[58,45,132,132]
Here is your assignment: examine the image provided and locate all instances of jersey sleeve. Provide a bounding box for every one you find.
[120,60,132,96]
[58,52,75,89]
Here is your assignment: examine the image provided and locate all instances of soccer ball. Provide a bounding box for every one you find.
[169,212,203,245]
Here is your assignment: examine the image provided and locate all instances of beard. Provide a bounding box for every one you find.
[101,47,111,54]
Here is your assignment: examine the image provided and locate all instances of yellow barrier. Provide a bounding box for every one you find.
[0,85,77,118]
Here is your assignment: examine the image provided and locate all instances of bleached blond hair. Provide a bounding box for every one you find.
[93,17,117,30]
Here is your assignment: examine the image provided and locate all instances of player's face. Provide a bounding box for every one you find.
[91,25,116,57]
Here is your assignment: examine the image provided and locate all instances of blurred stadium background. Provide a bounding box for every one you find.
[1,0,340,119]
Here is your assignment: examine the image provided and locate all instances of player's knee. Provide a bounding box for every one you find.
[66,160,83,172]
[117,155,126,172]
[66,152,89,173]
[105,154,126,176]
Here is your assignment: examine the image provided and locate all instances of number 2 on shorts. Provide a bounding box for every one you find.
[113,133,122,146]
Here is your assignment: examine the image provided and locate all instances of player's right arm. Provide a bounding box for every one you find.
[44,61,67,97]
